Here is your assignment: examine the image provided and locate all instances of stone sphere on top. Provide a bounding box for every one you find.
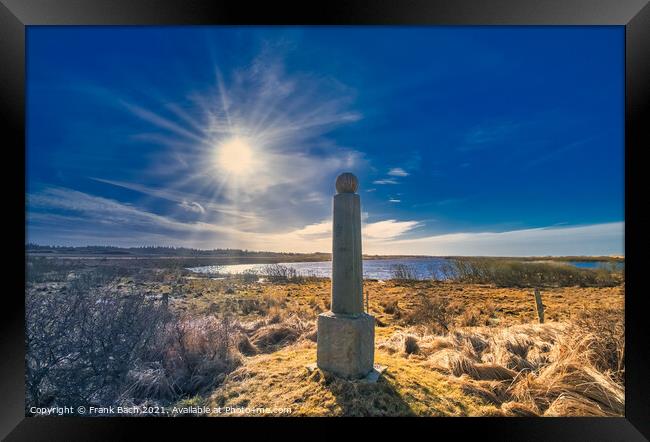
[335,173,359,194]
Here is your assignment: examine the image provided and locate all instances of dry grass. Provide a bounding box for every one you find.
[379,318,624,417]
[139,276,626,417]
[30,267,622,416]
[170,278,622,335]
[207,343,498,416]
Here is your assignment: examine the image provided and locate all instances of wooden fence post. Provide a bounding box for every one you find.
[534,287,544,323]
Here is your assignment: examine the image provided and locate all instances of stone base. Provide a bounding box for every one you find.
[307,363,386,384]
[316,311,375,379]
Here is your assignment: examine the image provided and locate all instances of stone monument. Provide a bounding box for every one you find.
[316,172,375,378]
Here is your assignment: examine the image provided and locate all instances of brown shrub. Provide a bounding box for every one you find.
[403,293,452,334]
[266,305,284,324]
[163,315,242,396]
[249,316,313,352]
[381,300,399,314]
[459,308,481,327]
[251,325,300,351]
[403,335,420,355]
[123,362,177,400]
[236,334,258,356]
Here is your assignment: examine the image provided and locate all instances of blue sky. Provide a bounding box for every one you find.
[26,26,624,255]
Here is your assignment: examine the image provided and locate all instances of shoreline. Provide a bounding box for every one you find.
[26,252,624,264]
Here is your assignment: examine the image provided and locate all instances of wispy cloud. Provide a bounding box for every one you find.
[364,220,421,239]
[27,185,623,256]
[86,43,369,233]
[27,186,423,253]
[91,178,259,222]
[28,187,236,235]
[27,30,623,256]
[178,200,206,214]
[364,222,624,256]
[375,166,411,185]
[373,178,398,185]
[253,217,423,252]
[388,167,409,177]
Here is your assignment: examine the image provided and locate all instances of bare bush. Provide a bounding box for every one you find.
[26,272,168,409]
[403,293,453,334]
[239,269,259,283]
[161,314,241,396]
[26,271,241,413]
[262,264,302,282]
[391,264,419,281]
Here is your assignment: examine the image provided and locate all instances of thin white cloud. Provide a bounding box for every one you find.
[364,222,624,256]
[373,178,398,185]
[27,187,624,256]
[291,220,331,237]
[252,217,422,253]
[27,187,239,237]
[87,44,367,236]
[389,199,401,203]
[388,167,409,177]
[363,220,421,240]
[178,200,206,214]
[91,178,258,221]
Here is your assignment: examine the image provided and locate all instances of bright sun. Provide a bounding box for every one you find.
[216,137,255,176]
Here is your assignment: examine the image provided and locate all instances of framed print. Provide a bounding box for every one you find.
[2,0,648,439]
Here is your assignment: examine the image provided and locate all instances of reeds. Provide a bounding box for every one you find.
[442,258,621,287]
[379,316,624,416]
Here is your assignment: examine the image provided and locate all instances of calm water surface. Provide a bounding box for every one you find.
[188,258,620,280]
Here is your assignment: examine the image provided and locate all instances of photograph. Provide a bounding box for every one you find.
[25,25,625,418]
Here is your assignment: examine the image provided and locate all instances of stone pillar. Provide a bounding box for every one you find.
[317,173,375,379]
[331,175,363,315]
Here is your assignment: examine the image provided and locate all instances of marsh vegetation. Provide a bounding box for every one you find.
[25,255,624,416]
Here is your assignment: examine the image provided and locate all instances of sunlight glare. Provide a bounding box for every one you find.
[215,137,255,176]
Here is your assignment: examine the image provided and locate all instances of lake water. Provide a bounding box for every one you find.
[568,261,624,270]
[187,258,621,281]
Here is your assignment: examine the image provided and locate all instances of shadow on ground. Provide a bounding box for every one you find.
[311,369,415,416]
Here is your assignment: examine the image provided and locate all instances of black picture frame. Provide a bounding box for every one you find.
[2,0,648,439]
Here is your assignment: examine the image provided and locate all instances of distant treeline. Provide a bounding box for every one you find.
[25,244,329,258]
[26,244,624,263]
